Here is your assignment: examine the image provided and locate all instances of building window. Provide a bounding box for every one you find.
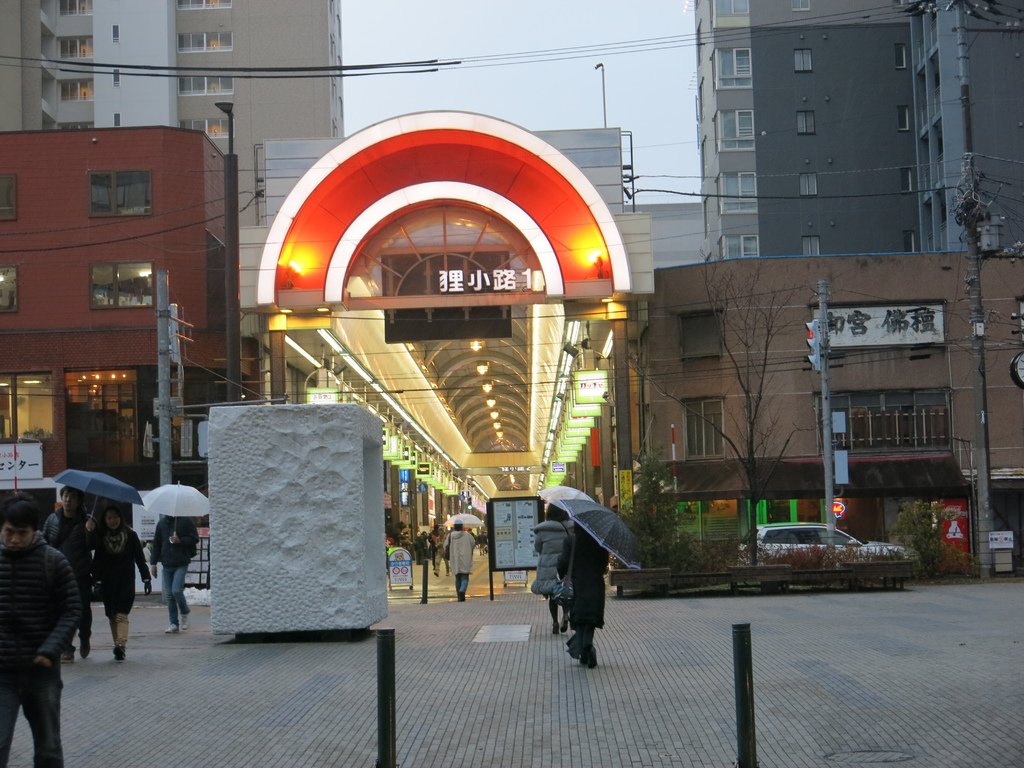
[59,0,92,14]
[832,391,949,451]
[685,399,724,458]
[897,105,911,131]
[0,176,15,220]
[90,263,153,307]
[178,76,233,95]
[679,313,722,359]
[720,173,757,213]
[0,266,17,311]
[65,371,137,467]
[112,69,120,87]
[719,109,754,150]
[802,235,820,255]
[59,37,93,58]
[717,48,751,88]
[899,167,913,192]
[89,171,151,216]
[112,112,121,127]
[60,80,94,102]
[794,48,812,72]
[177,32,233,52]
[793,0,811,8]
[799,172,818,196]
[903,229,917,251]
[177,0,231,7]
[179,118,229,137]
[112,24,119,43]
[0,374,54,440]
[715,0,749,14]
[723,234,759,258]
[895,43,907,69]
[796,110,816,134]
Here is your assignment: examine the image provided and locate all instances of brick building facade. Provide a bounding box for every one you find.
[0,126,227,491]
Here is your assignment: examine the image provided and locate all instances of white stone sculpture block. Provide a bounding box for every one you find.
[208,403,386,634]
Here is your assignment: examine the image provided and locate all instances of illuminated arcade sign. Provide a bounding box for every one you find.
[575,370,608,404]
[438,269,539,294]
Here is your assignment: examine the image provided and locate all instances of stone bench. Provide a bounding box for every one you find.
[727,564,794,594]
[849,560,914,590]
[608,568,672,597]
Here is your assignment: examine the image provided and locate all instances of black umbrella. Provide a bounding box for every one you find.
[552,497,641,569]
[54,469,144,506]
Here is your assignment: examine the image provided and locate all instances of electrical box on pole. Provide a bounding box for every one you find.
[806,320,821,371]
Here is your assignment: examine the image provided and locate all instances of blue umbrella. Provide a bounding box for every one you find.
[53,469,144,506]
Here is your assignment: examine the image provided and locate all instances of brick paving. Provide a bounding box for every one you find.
[8,564,1024,768]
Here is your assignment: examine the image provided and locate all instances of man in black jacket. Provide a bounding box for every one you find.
[0,492,82,767]
[41,487,92,661]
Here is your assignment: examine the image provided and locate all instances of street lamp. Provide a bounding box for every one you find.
[594,63,607,128]
[215,101,241,402]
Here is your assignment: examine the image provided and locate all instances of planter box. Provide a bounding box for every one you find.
[608,568,671,597]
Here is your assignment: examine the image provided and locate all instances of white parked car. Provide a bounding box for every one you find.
[757,523,908,557]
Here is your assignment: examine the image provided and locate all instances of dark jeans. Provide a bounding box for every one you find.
[74,576,91,649]
[0,665,64,767]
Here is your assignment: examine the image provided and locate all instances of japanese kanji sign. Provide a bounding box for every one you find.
[437,268,537,294]
[0,443,43,481]
[827,303,944,348]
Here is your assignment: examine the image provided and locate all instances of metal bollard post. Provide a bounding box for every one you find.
[376,629,397,768]
[420,560,429,604]
[733,623,758,768]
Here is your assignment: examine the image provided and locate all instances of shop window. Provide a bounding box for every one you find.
[0,176,14,220]
[831,390,949,451]
[0,266,17,311]
[90,262,153,307]
[0,374,54,440]
[65,371,137,467]
[684,399,724,458]
[89,171,151,216]
[679,312,722,359]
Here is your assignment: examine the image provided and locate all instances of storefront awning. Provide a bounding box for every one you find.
[670,453,969,501]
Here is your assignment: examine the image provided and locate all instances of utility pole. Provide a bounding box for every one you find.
[817,279,835,539]
[952,1,994,576]
[156,270,173,485]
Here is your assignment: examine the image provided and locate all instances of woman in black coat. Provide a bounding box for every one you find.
[90,506,151,661]
[557,525,608,669]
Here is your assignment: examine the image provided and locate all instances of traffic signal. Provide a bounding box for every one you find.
[806,320,821,371]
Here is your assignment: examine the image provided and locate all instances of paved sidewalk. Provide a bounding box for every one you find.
[8,579,1023,767]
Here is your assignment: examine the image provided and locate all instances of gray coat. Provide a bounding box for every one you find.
[531,519,572,596]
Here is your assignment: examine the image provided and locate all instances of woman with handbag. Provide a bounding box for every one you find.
[557,524,608,669]
[531,505,572,634]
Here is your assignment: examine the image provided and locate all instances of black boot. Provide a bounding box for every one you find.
[586,647,597,669]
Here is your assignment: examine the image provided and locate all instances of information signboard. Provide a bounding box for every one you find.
[387,547,414,589]
[487,497,541,571]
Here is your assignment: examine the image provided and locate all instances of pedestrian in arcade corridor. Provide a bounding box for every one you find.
[444,522,475,601]
[0,492,82,768]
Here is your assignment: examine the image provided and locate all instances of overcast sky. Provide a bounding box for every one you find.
[340,1,700,201]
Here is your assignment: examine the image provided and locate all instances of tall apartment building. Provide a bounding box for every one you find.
[694,0,1023,260]
[908,9,1024,252]
[1,0,344,212]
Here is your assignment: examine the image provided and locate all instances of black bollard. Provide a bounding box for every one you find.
[420,559,429,604]
[376,629,396,768]
[732,623,758,768]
